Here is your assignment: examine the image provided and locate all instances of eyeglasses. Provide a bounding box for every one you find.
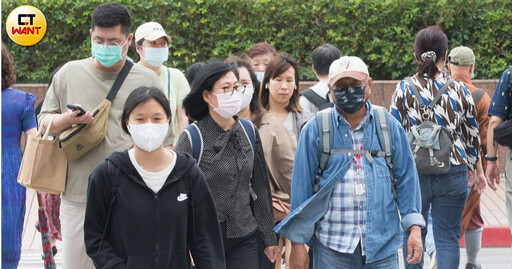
[92,38,128,51]
[332,86,366,93]
[214,85,246,96]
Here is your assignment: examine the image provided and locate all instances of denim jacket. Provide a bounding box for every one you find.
[275,102,425,263]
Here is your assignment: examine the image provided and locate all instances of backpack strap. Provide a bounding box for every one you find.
[406,76,454,108]
[313,108,333,193]
[406,77,425,107]
[429,78,454,109]
[239,118,258,201]
[239,118,256,156]
[311,107,397,198]
[183,123,203,164]
[302,88,330,109]
[471,88,486,106]
[372,106,397,200]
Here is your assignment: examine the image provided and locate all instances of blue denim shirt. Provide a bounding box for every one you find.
[275,102,425,263]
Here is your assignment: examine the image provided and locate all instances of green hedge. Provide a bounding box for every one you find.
[2,0,511,83]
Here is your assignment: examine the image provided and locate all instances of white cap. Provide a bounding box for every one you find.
[135,22,171,43]
[328,56,369,85]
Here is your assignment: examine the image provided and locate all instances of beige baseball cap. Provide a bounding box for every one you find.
[135,22,171,43]
[328,56,369,85]
[448,46,475,66]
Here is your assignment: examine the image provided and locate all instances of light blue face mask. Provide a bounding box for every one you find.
[255,71,265,83]
[142,47,169,67]
[91,42,123,67]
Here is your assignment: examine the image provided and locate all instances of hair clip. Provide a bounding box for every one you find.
[421,51,437,62]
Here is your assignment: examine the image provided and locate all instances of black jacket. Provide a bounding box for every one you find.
[84,150,225,269]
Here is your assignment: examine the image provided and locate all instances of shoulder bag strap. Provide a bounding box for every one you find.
[106,60,134,102]
[167,67,171,101]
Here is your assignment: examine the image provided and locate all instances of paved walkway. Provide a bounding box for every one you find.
[19,179,510,268]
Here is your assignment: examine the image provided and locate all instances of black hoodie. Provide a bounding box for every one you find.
[84,150,225,269]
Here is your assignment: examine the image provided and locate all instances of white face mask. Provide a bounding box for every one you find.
[255,71,265,83]
[210,92,242,119]
[142,47,169,67]
[128,123,169,152]
[239,86,254,109]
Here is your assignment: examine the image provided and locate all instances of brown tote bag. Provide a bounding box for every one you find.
[17,116,67,194]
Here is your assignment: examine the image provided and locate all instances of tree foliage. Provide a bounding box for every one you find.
[2,0,511,83]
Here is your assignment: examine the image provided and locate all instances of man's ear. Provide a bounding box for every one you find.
[328,83,336,101]
[366,78,373,97]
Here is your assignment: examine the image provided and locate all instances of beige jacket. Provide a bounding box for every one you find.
[259,112,297,204]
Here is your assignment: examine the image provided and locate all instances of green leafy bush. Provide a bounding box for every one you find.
[2,0,511,83]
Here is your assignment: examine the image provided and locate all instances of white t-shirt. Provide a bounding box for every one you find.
[282,112,297,141]
[299,80,332,115]
[128,148,176,193]
[158,66,191,142]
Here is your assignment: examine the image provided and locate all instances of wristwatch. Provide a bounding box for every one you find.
[485,155,498,161]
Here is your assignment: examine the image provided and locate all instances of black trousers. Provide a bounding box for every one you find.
[257,229,276,269]
[221,222,259,269]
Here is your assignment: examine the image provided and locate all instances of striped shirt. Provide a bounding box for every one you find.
[390,72,480,170]
[315,105,370,255]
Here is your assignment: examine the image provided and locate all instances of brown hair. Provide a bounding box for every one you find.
[247,42,277,58]
[2,43,16,90]
[414,26,448,80]
[260,53,302,113]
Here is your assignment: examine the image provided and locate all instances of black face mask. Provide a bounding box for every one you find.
[333,86,367,114]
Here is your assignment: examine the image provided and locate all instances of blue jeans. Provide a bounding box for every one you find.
[425,209,435,257]
[403,165,469,269]
[314,239,398,269]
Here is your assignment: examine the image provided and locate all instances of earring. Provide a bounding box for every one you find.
[294,85,297,90]
[265,83,268,89]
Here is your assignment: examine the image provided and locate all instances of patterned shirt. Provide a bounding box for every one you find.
[488,67,512,120]
[315,105,370,255]
[390,72,480,170]
[175,115,277,247]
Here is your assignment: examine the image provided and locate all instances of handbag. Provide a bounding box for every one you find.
[406,76,454,174]
[17,116,67,194]
[272,197,291,222]
[58,61,133,160]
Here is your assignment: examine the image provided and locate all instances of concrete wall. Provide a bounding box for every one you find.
[15,80,508,173]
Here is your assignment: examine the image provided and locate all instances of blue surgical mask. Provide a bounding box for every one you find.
[142,47,169,67]
[255,71,264,83]
[91,43,123,67]
[333,86,367,114]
